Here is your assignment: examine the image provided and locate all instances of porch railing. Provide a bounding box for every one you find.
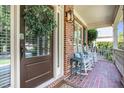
[0,65,10,88]
[113,49,124,85]
[97,48,113,61]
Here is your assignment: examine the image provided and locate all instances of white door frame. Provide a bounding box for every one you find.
[10,5,20,88]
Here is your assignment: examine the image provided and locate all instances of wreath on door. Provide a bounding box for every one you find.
[24,5,56,36]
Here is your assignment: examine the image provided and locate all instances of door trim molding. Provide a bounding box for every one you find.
[10,5,20,88]
[53,5,64,78]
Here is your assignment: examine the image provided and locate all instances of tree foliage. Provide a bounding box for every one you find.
[88,29,98,44]
[97,42,113,49]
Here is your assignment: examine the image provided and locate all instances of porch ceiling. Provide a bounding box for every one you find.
[74,5,118,29]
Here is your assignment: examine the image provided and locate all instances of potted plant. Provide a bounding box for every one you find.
[88,29,98,46]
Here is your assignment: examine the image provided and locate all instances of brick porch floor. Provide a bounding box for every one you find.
[65,59,124,88]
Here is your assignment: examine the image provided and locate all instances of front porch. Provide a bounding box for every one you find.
[64,58,123,88]
[0,5,124,88]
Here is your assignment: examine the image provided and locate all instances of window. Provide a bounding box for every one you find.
[73,21,83,52]
[83,28,86,44]
[25,28,51,58]
[0,5,10,88]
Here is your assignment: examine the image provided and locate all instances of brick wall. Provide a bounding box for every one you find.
[64,5,74,77]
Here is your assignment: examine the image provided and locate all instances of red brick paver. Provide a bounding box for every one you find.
[65,60,123,88]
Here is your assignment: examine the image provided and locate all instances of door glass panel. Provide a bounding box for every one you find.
[0,5,11,88]
[24,6,52,58]
[25,27,51,58]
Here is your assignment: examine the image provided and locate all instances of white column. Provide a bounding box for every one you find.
[121,6,124,43]
[113,25,118,49]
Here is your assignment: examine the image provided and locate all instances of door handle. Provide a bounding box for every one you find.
[20,47,24,58]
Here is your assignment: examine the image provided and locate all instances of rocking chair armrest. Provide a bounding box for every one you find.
[70,57,82,62]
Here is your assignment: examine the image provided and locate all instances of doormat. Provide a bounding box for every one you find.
[59,84,73,88]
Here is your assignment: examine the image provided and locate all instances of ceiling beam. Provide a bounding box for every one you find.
[73,9,88,28]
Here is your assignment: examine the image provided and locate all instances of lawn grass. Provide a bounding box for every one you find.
[0,59,10,65]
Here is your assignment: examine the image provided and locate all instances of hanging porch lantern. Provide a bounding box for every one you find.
[65,9,74,23]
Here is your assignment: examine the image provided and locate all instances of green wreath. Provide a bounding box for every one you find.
[24,5,56,35]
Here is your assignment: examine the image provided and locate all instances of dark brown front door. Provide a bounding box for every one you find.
[20,6,53,88]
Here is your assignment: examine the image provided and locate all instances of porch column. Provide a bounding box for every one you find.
[122,5,124,49]
[113,25,118,49]
[122,5,124,43]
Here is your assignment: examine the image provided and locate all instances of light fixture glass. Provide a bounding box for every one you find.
[66,9,74,23]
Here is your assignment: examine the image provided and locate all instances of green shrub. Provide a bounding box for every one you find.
[96,42,113,49]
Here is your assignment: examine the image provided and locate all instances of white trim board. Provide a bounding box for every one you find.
[10,5,20,88]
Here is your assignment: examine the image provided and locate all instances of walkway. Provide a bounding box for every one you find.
[64,59,123,88]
